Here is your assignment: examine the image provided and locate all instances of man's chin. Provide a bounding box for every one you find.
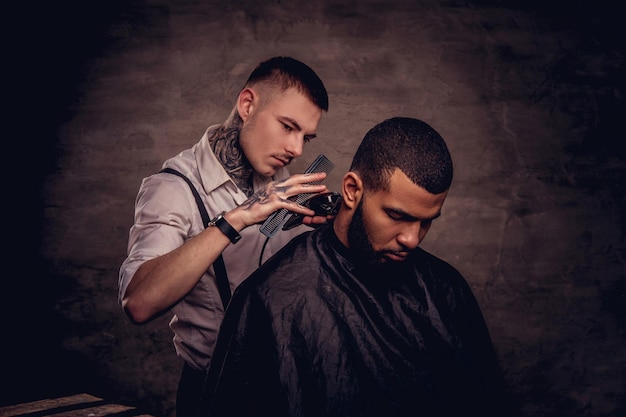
[361,252,400,266]
[257,165,278,178]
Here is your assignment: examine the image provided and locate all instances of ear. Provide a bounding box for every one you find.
[341,172,363,210]
[237,88,256,122]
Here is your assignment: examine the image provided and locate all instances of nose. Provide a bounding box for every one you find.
[285,135,304,157]
[397,223,423,250]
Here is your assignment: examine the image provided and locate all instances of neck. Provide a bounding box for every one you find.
[332,209,351,248]
[208,111,255,196]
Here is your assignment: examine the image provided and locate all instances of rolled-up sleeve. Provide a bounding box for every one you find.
[118,173,199,303]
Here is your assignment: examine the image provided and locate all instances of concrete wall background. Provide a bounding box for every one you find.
[5,1,624,416]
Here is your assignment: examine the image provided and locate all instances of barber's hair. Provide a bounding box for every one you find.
[350,117,453,194]
[244,56,329,111]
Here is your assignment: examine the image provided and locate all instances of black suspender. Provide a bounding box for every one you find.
[160,168,231,309]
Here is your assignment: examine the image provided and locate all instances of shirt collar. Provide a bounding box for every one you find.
[196,125,238,195]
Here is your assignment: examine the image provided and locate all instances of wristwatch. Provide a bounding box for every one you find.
[209,211,241,244]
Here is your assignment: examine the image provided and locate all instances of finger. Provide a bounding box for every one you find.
[285,198,316,213]
[277,172,327,187]
[301,171,327,181]
[301,214,333,226]
[275,184,328,201]
[293,183,329,195]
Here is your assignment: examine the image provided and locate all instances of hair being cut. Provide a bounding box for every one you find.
[350,117,453,194]
[244,56,329,111]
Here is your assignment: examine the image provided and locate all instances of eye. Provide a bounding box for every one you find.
[303,135,315,143]
[385,210,403,221]
[282,122,293,132]
[421,219,433,228]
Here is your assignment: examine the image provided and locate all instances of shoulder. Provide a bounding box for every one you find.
[140,137,209,205]
[413,248,462,274]
[138,169,196,210]
[412,248,472,291]
[255,230,318,281]
[233,230,319,298]
[410,249,485,315]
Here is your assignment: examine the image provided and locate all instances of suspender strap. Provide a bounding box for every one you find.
[211,256,231,309]
[160,168,231,309]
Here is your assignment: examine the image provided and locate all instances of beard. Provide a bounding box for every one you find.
[347,199,388,266]
[347,198,416,271]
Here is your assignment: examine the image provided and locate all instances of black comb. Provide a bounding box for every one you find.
[260,154,335,238]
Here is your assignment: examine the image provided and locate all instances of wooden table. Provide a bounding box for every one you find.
[0,393,155,417]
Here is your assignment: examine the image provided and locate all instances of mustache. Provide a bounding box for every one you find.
[274,154,294,165]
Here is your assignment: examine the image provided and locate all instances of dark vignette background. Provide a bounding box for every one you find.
[4,1,625,416]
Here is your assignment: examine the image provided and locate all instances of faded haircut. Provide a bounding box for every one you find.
[350,117,453,194]
[244,56,329,112]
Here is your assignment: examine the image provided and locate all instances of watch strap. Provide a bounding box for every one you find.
[211,211,241,244]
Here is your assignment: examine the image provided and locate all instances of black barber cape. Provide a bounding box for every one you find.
[199,225,513,417]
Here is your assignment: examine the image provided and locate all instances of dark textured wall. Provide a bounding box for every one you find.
[5,1,625,416]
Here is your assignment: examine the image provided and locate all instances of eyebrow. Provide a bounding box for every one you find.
[387,207,442,222]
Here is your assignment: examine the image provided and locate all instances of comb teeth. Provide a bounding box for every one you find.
[260,154,334,238]
[304,154,334,175]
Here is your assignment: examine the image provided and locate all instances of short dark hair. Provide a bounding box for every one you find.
[245,56,329,111]
[350,117,453,194]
